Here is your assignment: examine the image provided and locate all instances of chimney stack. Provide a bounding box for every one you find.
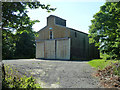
[47,15,66,26]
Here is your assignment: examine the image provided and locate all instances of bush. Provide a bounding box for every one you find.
[2,65,41,89]
[100,53,110,60]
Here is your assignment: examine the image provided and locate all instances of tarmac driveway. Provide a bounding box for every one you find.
[2,59,102,88]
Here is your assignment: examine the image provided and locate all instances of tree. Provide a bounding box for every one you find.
[89,2,120,60]
[14,32,35,59]
[2,2,56,59]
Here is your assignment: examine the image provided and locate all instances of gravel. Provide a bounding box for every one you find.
[2,59,103,88]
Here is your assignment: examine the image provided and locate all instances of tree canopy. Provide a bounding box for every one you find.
[14,32,36,59]
[89,2,120,59]
[2,2,56,59]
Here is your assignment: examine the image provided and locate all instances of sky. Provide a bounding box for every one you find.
[27,0,106,34]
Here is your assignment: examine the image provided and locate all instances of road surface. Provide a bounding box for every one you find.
[2,59,102,88]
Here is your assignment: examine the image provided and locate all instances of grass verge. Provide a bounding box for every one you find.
[88,59,117,70]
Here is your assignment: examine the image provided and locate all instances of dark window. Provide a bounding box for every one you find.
[50,31,53,39]
[75,32,77,37]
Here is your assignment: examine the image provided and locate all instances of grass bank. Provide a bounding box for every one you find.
[88,59,118,70]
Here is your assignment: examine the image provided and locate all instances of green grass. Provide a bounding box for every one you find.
[88,59,118,70]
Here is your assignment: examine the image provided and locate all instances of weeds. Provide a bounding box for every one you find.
[95,62,120,88]
[88,59,120,88]
[2,64,41,89]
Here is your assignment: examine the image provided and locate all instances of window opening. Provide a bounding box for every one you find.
[50,31,53,39]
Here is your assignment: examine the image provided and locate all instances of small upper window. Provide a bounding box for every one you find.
[50,31,53,39]
[75,32,77,38]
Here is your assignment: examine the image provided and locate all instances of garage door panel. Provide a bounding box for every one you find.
[56,39,70,59]
[45,40,55,59]
[36,39,70,60]
[36,42,44,58]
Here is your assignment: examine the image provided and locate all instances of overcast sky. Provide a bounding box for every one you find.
[27,0,105,34]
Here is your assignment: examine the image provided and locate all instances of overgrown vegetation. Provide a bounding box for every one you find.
[88,59,120,88]
[2,64,41,89]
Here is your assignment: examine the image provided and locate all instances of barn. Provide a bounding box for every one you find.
[35,15,100,60]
